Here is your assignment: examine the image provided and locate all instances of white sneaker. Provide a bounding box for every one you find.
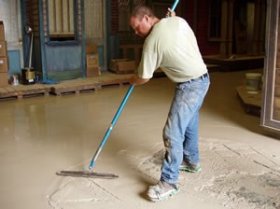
[147,181,179,202]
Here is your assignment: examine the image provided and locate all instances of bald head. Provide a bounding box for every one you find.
[130,5,159,38]
[131,5,156,19]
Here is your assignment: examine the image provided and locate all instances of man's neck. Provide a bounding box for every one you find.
[151,17,160,26]
[144,17,160,38]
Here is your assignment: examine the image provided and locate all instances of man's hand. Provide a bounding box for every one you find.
[129,75,150,85]
[166,8,176,17]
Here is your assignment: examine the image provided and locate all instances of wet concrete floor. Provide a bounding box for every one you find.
[0,70,279,209]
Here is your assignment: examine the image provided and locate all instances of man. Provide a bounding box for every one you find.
[129,5,210,201]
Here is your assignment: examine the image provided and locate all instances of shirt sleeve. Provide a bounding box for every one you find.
[137,49,159,79]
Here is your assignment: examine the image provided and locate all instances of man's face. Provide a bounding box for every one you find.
[130,15,152,38]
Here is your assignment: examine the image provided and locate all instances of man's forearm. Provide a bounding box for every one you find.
[130,75,150,85]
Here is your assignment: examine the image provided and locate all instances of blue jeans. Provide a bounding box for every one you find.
[160,73,210,184]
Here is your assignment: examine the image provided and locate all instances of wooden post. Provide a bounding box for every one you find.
[220,0,234,57]
[252,0,266,55]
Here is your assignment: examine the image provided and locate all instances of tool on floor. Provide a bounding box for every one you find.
[22,25,36,85]
[56,0,180,179]
[57,85,134,179]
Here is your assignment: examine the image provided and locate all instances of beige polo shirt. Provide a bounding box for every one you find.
[137,16,207,83]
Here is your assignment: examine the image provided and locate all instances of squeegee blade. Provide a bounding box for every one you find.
[56,170,118,179]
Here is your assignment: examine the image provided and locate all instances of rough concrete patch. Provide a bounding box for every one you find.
[134,138,280,208]
[259,174,280,188]
[137,149,164,181]
[207,173,280,209]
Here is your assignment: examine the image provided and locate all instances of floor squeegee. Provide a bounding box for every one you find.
[56,0,180,179]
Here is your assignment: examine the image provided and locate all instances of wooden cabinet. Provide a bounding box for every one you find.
[261,0,280,132]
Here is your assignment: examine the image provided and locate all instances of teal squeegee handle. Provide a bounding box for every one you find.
[171,0,179,11]
[89,0,180,171]
[89,84,135,170]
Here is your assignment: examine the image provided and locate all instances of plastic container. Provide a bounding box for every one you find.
[21,68,35,85]
[245,73,262,92]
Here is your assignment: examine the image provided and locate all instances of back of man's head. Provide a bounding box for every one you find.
[131,5,155,19]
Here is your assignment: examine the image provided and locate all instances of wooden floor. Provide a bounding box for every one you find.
[0,72,133,100]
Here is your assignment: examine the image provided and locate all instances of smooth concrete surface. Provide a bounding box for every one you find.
[0,70,280,209]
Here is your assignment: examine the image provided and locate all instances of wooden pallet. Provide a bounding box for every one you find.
[50,79,100,96]
[97,72,132,88]
[51,74,133,95]
[108,68,135,75]
[0,72,134,99]
[236,85,262,116]
[0,84,50,100]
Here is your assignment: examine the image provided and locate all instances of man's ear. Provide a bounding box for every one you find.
[143,15,150,22]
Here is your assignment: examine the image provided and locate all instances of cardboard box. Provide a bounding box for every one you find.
[86,54,99,67]
[0,21,5,41]
[110,59,136,73]
[110,59,129,70]
[117,60,136,72]
[0,57,8,72]
[87,66,101,77]
[86,43,98,54]
[0,41,7,57]
[0,72,8,87]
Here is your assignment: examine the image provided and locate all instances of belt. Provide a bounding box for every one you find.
[180,73,208,84]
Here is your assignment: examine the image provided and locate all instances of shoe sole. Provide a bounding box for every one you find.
[179,167,202,173]
[148,189,179,202]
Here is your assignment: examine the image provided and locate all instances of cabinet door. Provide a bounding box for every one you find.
[41,0,85,81]
[261,0,280,131]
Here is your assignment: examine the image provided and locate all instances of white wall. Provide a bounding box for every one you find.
[0,0,23,70]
